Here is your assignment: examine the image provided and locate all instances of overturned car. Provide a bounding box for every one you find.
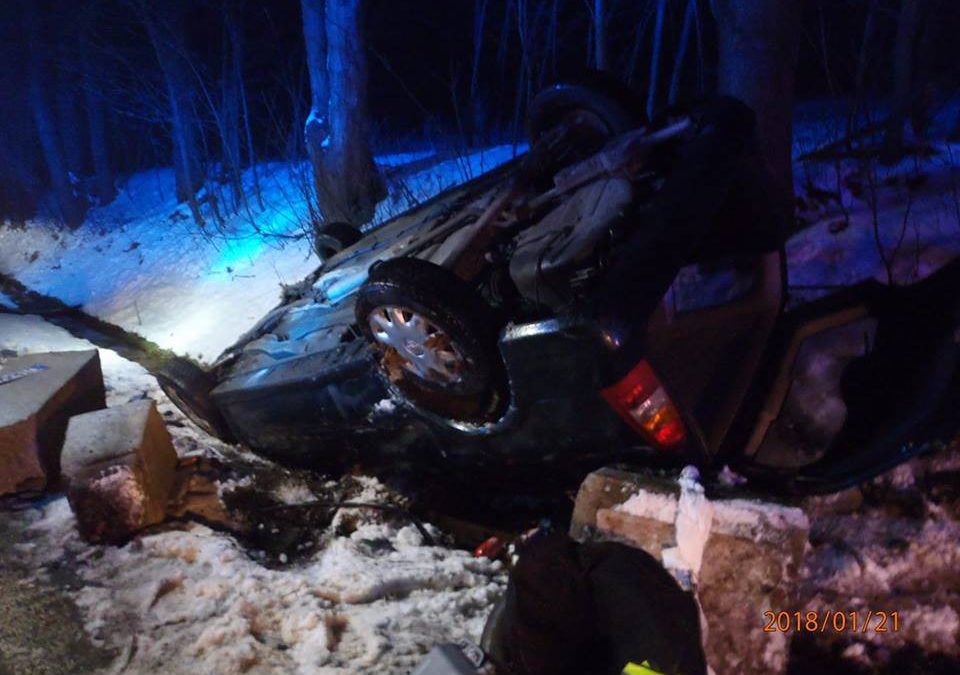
[160,83,960,494]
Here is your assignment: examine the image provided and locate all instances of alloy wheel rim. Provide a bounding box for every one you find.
[368,306,466,385]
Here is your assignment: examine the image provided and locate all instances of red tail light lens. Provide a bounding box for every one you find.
[600,360,686,448]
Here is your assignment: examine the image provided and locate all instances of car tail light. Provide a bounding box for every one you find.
[600,360,686,448]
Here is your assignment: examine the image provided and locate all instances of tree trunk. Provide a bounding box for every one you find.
[626,3,656,85]
[668,0,697,106]
[882,0,921,159]
[647,0,666,119]
[224,0,262,210]
[74,0,114,207]
[83,63,116,206]
[470,0,488,141]
[711,0,802,217]
[143,3,205,209]
[55,75,87,180]
[593,0,608,72]
[309,0,385,226]
[301,0,330,211]
[27,2,85,227]
[221,0,244,208]
[848,0,878,140]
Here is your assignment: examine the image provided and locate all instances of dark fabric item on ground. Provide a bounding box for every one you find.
[486,532,707,675]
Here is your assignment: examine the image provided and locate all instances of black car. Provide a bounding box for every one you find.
[160,83,960,494]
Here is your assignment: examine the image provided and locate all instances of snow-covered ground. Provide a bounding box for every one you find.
[0,315,506,674]
[4,311,957,674]
[798,451,960,670]
[789,104,960,291]
[2,117,960,673]
[0,147,518,363]
[2,131,959,369]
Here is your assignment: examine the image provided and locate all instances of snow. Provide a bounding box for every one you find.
[710,498,810,535]
[3,108,960,672]
[660,468,713,584]
[272,481,318,506]
[2,118,957,368]
[370,398,398,416]
[1,311,507,674]
[616,488,677,524]
[616,467,807,588]
[799,447,960,664]
[0,146,517,365]
[24,504,503,674]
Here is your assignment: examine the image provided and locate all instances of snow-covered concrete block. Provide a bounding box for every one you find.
[0,350,106,495]
[61,400,178,543]
[570,466,809,675]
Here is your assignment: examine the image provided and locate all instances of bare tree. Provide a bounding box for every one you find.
[141,1,205,215]
[55,72,87,181]
[79,2,116,206]
[882,0,922,160]
[301,0,385,226]
[470,0,489,139]
[302,0,330,210]
[668,0,697,106]
[647,0,667,118]
[848,0,878,142]
[219,0,243,207]
[324,0,385,224]
[626,3,658,86]
[83,59,116,205]
[26,1,85,226]
[593,0,608,72]
[711,0,803,216]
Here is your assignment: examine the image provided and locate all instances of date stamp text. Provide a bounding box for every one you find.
[763,610,901,634]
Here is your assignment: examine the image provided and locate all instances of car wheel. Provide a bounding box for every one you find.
[155,358,235,442]
[523,81,641,187]
[356,258,503,416]
[313,221,363,260]
[526,81,640,146]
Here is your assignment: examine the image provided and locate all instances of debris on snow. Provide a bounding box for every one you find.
[0,313,507,674]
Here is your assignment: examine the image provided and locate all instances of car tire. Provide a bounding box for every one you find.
[526,80,640,145]
[313,221,363,260]
[155,358,235,442]
[356,258,503,412]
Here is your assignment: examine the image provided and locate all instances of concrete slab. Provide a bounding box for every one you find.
[571,466,809,675]
[61,400,177,543]
[0,350,105,495]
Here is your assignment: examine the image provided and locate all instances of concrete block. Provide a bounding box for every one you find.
[571,467,809,675]
[0,350,105,495]
[61,400,178,543]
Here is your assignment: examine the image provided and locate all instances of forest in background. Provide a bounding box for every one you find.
[2,0,960,231]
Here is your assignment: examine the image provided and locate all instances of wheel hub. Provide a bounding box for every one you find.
[368,306,465,385]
